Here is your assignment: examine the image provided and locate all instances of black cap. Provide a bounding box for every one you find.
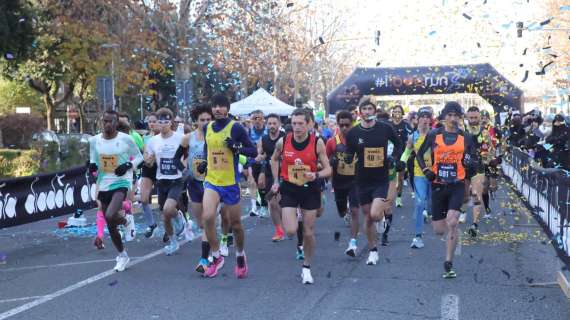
[441,101,463,117]
[418,107,432,118]
[553,114,565,123]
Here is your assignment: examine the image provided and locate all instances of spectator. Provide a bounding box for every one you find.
[545,114,570,170]
[507,111,526,147]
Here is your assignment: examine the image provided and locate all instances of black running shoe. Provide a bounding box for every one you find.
[227,234,234,247]
[443,261,457,279]
[381,233,389,246]
[468,224,478,238]
[144,224,157,238]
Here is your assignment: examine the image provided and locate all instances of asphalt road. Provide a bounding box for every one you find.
[1,177,568,320]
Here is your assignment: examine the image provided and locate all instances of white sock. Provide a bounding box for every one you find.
[120,250,128,257]
[250,198,257,210]
[236,250,244,257]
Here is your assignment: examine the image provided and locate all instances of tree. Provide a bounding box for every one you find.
[0,0,36,64]
[0,78,43,114]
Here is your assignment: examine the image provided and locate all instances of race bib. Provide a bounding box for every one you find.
[160,158,177,175]
[288,164,310,186]
[364,147,384,168]
[100,155,118,173]
[192,158,206,180]
[437,163,458,182]
[337,153,356,175]
[210,149,231,171]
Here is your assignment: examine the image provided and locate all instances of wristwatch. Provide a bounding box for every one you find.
[315,172,320,180]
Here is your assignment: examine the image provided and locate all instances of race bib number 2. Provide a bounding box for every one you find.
[364,147,384,168]
[100,155,118,173]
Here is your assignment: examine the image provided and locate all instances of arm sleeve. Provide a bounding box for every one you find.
[132,131,144,150]
[345,130,356,157]
[233,124,257,158]
[416,130,436,170]
[126,136,143,168]
[89,137,98,165]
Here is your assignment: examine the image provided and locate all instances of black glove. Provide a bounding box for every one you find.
[395,160,406,172]
[225,137,242,154]
[173,145,187,172]
[343,153,354,164]
[424,169,436,181]
[114,162,133,176]
[87,162,98,174]
[197,161,208,174]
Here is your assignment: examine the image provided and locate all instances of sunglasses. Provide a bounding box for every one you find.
[157,120,170,124]
[338,123,351,128]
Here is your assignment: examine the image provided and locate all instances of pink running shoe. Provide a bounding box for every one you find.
[205,256,224,278]
[234,254,248,279]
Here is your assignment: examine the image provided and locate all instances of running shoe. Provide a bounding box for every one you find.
[175,211,186,238]
[124,214,136,242]
[366,250,379,265]
[343,213,352,226]
[220,239,229,257]
[410,237,424,249]
[272,229,285,242]
[114,253,129,272]
[227,234,234,247]
[164,239,180,256]
[381,233,389,246]
[93,236,104,250]
[301,267,314,284]
[144,224,157,238]
[195,258,209,274]
[395,197,403,208]
[205,256,225,278]
[184,220,195,242]
[296,246,305,260]
[249,208,259,217]
[468,224,478,238]
[422,210,429,223]
[163,232,170,243]
[259,206,269,218]
[345,238,357,257]
[234,254,248,279]
[458,211,467,224]
[443,261,457,279]
[483,207,492,220]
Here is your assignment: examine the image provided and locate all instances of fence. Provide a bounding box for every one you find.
[502,147,570,265]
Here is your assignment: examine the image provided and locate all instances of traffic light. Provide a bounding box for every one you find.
[516,22,523,38]
[375,30,381,46]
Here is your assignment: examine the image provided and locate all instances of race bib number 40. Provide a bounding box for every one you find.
[364,147,384,168]
[437,163,458,182]
[100,155,118,173]
[160,158,177,175]
[288,164,310,186]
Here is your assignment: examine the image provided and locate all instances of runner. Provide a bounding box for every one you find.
[144,108,187,255]
[465,107,497,237]
[480,109,501,216]
[141,113,161,238]
[401,107,433,248]
[389,105,412,208]
[89,110,143,272]
[325,110,360,256]
[199,94,257,279]
[246,110,268,217]
[257,113,286,241]
[270,108,332,284]
[416,101,478,278]
[344,97,404,266]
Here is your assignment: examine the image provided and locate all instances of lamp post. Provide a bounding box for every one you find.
[101,43,120,110]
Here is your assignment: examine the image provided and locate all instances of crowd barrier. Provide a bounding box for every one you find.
[0,166,96,229]
[502,147,570,265]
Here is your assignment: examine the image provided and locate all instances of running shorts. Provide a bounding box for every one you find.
[279,181,321,210]
[204,182,241,205]
[97,187,128,207]
[431,181,465,221]
[334,185,360,212]
[187,178,205,203]
[141,163,158,181]
[157,179,184,210]
[358,181,389,205]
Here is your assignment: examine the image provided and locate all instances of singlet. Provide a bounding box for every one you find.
[205,120,237,186]
[331,134,356,189]
[188,131,206,181]
[432,133,466,183]
[280,133,317,187]
[146,132,184,180]
[412,131,432,177]
[89,132,142,191]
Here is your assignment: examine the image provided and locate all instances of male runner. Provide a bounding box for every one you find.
[270,108,332,284]
[257,113,286,241]
[344,97,404,265]
[325,110,360,256]
[141,113,161,238]
[89,110,143,271]
[247,110,268,217]
[416,101,478,278]
[145,108,187,255]
[389,105,412,208]
[480,110,501,215]
[199,94,257,278]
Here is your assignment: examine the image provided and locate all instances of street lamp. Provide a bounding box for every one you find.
[101,43,119,110]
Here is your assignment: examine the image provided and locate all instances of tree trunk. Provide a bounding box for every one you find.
[78,103,86,133]
[44,95,55,131]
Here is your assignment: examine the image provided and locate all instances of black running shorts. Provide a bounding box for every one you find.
[431,181,465,221]
[279,181,321,210]
[358,181,389,206]
[157,179,184,210]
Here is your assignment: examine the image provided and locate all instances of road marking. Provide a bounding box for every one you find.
[0,296,45,304]
[441,294,459,320]
[0,214,250,320]
[0,258,143,272]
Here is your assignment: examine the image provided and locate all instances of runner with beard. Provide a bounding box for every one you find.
[480,110,501,215]
[89,110,143,271]
[416,101,479,278]
[344,97,404,265]
[389,105,412,208]
[325,110,360,256]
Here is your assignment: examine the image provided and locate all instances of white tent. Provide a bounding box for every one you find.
[230,88,295,116]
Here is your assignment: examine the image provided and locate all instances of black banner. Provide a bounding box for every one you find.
[327,63,523,116]
[0,166,96,229]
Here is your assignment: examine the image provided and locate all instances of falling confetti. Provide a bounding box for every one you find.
[521,70,529,82]
[462,13,472,20]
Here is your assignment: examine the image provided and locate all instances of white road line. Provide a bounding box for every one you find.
[0,258,143,272]
[441,294,459,320]
[0,214,251,320]
[0,296,45,304]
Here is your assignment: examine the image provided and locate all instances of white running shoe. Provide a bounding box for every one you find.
[483,213,492,220]
[184,220,195,241]
[114,253,130,272]
[458,212,467,224]
[124,214,135,242]
[343,214,352,226]
[175,211,186,238]
[259,206,269,218]
[301,267,314,284]
[164,239,180,256]
[366,251,379,265]
[345,239,357,257]
[410,237,425,249]
[220,241,229,257]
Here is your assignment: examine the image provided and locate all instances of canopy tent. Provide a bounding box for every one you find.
[230,88,296,116]
[326,63,523,122]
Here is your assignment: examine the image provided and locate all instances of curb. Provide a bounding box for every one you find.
[557,270,570,300]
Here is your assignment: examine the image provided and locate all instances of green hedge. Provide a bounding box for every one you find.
[0,149,40,178]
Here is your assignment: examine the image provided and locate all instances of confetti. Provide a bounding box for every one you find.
[539,18,552,26]
[462,13,472,20]
[521,70,529,82]
[501,269,511,279]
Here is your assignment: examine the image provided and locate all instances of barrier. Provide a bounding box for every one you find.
[502,147,570,266]
[0,166,97,229]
